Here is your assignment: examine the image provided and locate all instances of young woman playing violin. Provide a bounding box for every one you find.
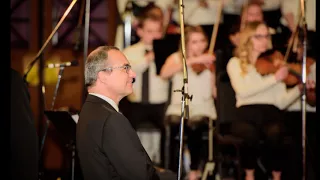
[160,25,216,180]
[226,21,314,180]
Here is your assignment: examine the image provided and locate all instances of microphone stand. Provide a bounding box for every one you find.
[51,67,65,110]
[38,0,78,154]
[39,65,65,163]
[175,0,192,179]
[21,1,78,179]
[23,0,78,82]
[123,1,133,49]
[299,0,308,179]
[82,0,91,104]
[52,67,77,180]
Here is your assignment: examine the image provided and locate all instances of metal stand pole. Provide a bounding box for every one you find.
[82,0,90,104]
[123,1,133,49]
[21,1,78,179]
[299,0,308,179]
[176,0,192,179]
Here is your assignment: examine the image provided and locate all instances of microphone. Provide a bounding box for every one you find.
[132,78,136,83]
[46,60,78,68]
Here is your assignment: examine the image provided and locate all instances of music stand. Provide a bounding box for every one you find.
[44,111,77,180]
[153,34,180,75]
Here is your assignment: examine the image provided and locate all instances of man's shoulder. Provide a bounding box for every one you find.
[80,101,113,118]
[79,101,125,123]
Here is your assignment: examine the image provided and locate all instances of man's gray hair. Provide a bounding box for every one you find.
[84,46,119,87]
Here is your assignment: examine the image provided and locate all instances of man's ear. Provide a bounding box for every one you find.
[97,71,108,84]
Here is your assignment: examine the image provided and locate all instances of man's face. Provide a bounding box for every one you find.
[137,19,163,45]
[244,5,263,23]
[102,50,136,99]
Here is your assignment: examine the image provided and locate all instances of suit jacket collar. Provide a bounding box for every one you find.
[86,94,117,112]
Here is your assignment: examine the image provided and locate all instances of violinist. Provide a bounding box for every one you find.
[226,21,314,180]
[160,25,217,180]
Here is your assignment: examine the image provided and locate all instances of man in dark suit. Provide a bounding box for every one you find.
[76,46,176,180]
[10,68,39,180]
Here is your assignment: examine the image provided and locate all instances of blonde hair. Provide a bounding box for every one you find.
[235,21,272,75]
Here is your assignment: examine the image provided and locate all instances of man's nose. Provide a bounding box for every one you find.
[129,69,136,78]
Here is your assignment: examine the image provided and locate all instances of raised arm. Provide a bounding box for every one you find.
[160,53,215,79]
[281,0,298,32]
[211,71,217,98]
[160,53,183,79]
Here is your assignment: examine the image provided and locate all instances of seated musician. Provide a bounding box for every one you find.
[226,21,314,180]
[160,25,217,180]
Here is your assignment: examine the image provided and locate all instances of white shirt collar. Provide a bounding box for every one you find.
[89,93,119,112]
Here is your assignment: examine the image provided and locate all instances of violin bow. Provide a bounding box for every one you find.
[208,0,224,54]
[283,13,302,63]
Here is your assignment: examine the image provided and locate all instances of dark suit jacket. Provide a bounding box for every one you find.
[76,94,160,180]
[10,68,39,180]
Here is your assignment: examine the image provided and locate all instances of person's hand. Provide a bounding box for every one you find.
[145,51,155,63]
[198,53,216,65]
[275,66,289,81]
[298,79,316,92]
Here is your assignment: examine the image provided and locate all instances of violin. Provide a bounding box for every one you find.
[192,60,215,74]
[255,49,315,86]
[255,49,317,106]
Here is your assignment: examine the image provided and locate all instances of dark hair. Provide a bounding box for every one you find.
[229,21,241,35]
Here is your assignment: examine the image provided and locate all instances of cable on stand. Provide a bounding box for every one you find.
[175,0,193,179]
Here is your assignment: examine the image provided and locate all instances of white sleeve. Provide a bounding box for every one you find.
[227,57,278,98]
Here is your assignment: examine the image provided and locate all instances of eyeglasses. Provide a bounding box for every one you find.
[252,34,271,39]
[100,64,132,74]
